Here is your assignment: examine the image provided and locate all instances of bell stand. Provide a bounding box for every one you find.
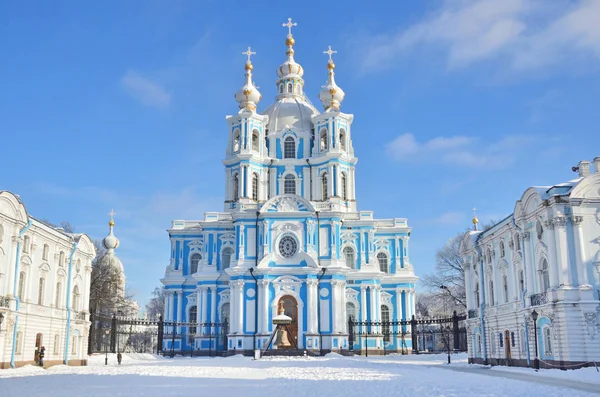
[261,323,302,357]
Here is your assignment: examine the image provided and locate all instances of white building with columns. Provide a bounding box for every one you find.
[460,157,600,368]
[160,20,418,354]
[0,191,95,368]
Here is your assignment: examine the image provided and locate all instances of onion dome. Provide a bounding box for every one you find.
[103,210,120,253]
[275,18,305,98]
[234,47,262,112]
[318,46,345,111]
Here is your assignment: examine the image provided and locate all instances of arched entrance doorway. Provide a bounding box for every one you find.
[278,295,298,348]
[35,333,43,363]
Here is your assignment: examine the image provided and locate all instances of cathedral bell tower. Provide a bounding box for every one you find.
[224,47,270,210]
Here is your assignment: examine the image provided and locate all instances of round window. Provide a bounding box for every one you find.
[278,235,298,258]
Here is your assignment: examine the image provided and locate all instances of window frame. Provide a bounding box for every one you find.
[284,136,296,159]
[284,174,296,195]
[377,252,389,273]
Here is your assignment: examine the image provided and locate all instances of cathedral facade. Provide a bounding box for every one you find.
[161,20,417,354]
[460,158,600,368]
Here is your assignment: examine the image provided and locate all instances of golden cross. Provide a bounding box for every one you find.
[323,45,337,62]
[282,17,297,36]
[109,209,116,222]
[242,46,256,63]
[472,207,477,217]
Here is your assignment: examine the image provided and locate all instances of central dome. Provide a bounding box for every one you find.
[262,96,319,133]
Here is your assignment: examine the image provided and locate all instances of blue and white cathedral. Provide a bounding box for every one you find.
[161,19,417,354]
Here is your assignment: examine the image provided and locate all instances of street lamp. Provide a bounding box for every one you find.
[104,329,110,365]
[440,285,451,364]
[531,310,539,370]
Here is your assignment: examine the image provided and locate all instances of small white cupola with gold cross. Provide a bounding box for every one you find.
[234,46,262,112]
[318,45,345,111]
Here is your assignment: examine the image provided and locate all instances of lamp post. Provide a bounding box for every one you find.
[440,285,451,364]
[104,329,110,365]
[531,310,539,370]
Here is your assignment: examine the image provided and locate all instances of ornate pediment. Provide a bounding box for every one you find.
[187,239,204,250]
[340,232,358,243]
[272,275,302,295]
[219,233,235,244]
[261,195,314,213]
[373,238,390,249]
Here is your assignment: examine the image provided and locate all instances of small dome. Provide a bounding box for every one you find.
[277,48,304,80]
[234,58,262,112]
[262,96,319,133]
[318,56,345,111]
[103,233,119,251]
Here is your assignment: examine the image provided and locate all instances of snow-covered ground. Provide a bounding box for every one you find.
[1,352,599,396]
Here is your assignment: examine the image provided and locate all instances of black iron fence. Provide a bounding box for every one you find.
[88,312,228,356]
[349,311,467,356]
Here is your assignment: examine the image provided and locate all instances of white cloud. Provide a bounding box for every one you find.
[357,0,600,73]
[120,70,171,108]
[385,132,539,168]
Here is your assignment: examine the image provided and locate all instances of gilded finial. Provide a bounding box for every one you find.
[323,45,337,70]
[282,17,297,47]
[108,209,116,227]
[472,207,479,231]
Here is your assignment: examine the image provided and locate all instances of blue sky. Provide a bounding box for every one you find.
[1,0,599,308]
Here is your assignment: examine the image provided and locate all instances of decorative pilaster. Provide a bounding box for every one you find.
[210,286,217,324]
[306,279,318,334]
[571,216,588,286]
[360,285,367,335]
[177,291,183,333]
[233,280,245,334]
[553,216,571,286]
[258,279,270,333]
[201,287,208,333]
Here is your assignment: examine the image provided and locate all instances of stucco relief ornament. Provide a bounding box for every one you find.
[553,216,567,228]
[584,312,597,339]
[277,197,299,212]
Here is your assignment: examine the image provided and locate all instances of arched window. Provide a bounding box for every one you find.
[252,130,259,152]
[489,280,495,306]
[377,252,389,273]
[38,277,45,305]
[320,129,328,151]
[321,173,328,201]
[502,275,508,303]
[23,235,30,253]
[53,334,60,355]
[284,174,296,194]
[222,247,233,270]
[518,270,524,295]
[17,271,26,300]
[220,302,230,324]
[500,242,505,258]
[189,306,197,334]
[42,244,49,261]
[474,283,480,307]
[287,82,292,93]
[339,129,346,151]
[343,246,355,269]
[284,136,295,159]
[190,253,201,274]
[252,173,259,201]
[55,281,62,308]
[73,285,80,311]
[543,326,552,355]
[233,130,241,153]
[71,333,78,355]
[541,259,550,292]
[381,305,391,342]
[233,173,239,200]
[341,173,348,201]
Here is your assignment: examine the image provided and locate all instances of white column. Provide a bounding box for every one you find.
[360,286,367,335]
[165,291,171,321]
[395,288,402,322]
[230,284,237,334]
[369,286,376,333]
[331,281,339,333]
[196,288,202,333]
[258,280,269,333]
[210,286,217,324]
[410,290,416,319]
[201,287,208,334]
[236,280,245,334]
[307,279,317,334]
[554,217,572,286]
[572,216,588,286]
[177,291,183,333]
[340,282,347,334]
[523,232,535,293]
[545,221,560,288]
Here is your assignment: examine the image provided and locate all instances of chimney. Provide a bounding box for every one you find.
[594,157,600,174]
[577,160,591,178]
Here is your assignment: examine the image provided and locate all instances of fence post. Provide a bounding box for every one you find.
[452,311,460,352]
[110,314,117,353]
[411,315,418,354]
[157,315,164,354]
